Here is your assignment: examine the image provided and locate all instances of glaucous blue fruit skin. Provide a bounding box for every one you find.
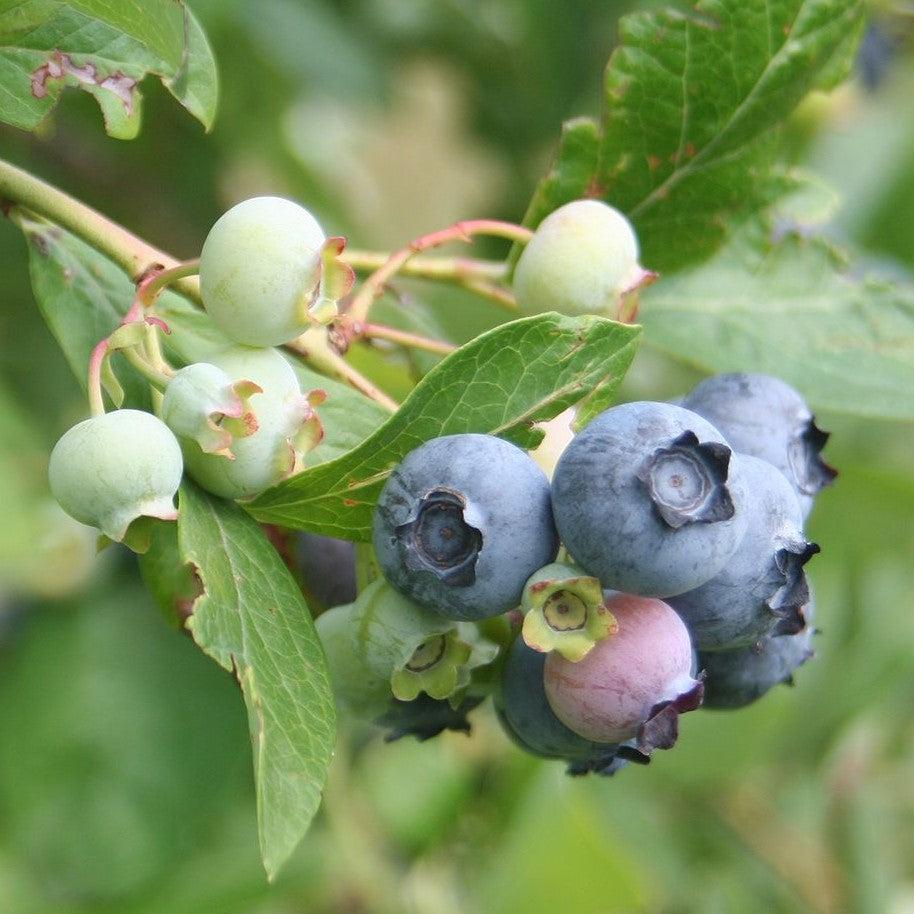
[682,373,836,517]
[180,346,311,500]
[373,434,559,620]
[296,532,357,609]
[513,200,644,316]
[669,454,819,651]
[699,598,816,709]
[498,637,619,763]
[48,409,183,541]
[551,401,748,597]
[544,594,703,750]
[199,196,326,347]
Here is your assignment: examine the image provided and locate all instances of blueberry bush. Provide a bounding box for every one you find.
[2,1,914,912]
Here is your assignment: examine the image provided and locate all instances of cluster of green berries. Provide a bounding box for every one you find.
[49,196,340,543]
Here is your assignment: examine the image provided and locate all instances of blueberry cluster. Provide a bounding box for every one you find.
[348,373,834,772]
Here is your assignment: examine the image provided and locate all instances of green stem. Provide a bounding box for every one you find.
[347,321,457,356]
[139,259,201,305]
[0,156,203,303]
[87,340,108,417]
[121,346,172,390]
[142,320,174,378]
[287,327,399,413]
[346,219,531,324]
[343,248,507,283]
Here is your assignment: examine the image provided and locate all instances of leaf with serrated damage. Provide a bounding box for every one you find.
[0,1,217,137]
[177,481,336,880]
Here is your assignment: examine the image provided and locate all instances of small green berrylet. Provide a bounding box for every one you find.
[162,362,261,458]
[316,579,498,719]
[513,199,654,316]
[179,346,325,500]
[199,196,354,346]
[48,409,183,542]
[521,562,617,662]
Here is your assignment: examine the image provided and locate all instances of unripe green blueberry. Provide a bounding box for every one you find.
[316,579,498,720]
[162,362,261,458]
[199,196,326,347]
[513,199,649,316]
[48,409,183,541]
[179,346,324,500]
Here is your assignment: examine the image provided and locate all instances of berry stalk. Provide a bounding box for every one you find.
[345,219,530,324]
[334,320,457,356]
[0,156,202,303]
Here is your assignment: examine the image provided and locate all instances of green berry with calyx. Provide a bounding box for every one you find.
[179,345,325,500]
[316,578,498,720]
[199,196,354,346]
[162,362,261,458]
[179,349,324,499]
[513,199,655,317]
[49,409,183,542]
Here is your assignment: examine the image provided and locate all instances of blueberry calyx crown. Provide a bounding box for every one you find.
[768,539,821,635]
[520,565,614,661]
[789,418,839,496]
[395,488,483,586]
[636,431,735,529]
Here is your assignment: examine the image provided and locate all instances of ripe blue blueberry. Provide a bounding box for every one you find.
[699,597,816,709]
[682,373,836,517]
[551,402,748,597]
[498,636,620,764]
[372,434,559,620]
[670,454,819,651]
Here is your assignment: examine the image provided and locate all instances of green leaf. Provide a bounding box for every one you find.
[163,7,218,129]
[522,0,865,271]
[640,220,914,421]
[0,0,217,137]
[248,313,641,539]
[138,520,200,629]
[19,215,153,410]
[16,218,386,459]
[177,481,336,880]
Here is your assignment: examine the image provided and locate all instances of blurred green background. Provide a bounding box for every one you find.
[2,2,914,912]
